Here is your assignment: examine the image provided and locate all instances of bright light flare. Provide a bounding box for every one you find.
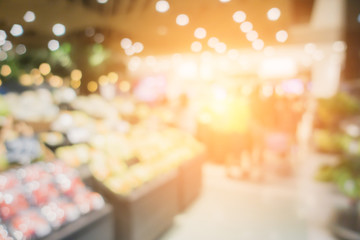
[176,14,189,26]
[10,24,23,37]
[156,0,170,13]
[267,8,281,21]
[233,11,246,23]
[52,23,66,36]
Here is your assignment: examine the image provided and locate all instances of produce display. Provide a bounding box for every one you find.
[3,90,59,123]
[315,92,360,129]
[0,161,105,240]
[0,88,204,198]
[314,91,360,155]
[54,124,204,195]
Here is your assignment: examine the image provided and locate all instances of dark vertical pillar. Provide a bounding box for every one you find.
[344,0,360,80]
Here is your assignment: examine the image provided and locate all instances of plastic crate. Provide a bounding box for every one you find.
[92,170,178,240]
[177,153,204,211]
[41,204,114,240]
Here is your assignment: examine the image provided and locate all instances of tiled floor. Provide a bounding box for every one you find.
[159,108,345,240]
[159,160,340,240]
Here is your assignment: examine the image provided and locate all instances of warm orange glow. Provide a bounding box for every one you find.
[99,75,109,86]
[71,69,82,81]
[88,81,98,92]
[49,75,63,87]
[19,74,33,86]
[0,65,11,77]
[119,81,130,92]
[108,72,119,84]
[71,79,81,89]
[39,63,51,75]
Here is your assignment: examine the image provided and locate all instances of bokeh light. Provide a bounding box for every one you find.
[0,30,6,41]
[246,30,258,42]
[233,11,246,23]
[88,81,98,92]
[240,21,253,33]
[49,75,63,87]
[10,24,23,37]
[191,41,202,52]
[23,11,36,22]
[121,38,132,49]
[48,40,60,51]
[208,37,219,48]
[133,42,144,53]
[71,69,82,81]
[52,23,66,36]
[99,75,109,86]
[267,7,281,21]
[0,65,11,77]
[39,63,51,75]
[215,42,227,53]
[108,72,119,83]
[94,33,104,43]
[2,41,13,52]
[19,74,33,86]
[276,30,288,43]
[332,41,347,52]
[252,39,264,50]
[155,0,170,13]
[194,28,207,39]
[176,14,189,26]
[15,44,26,55]
[119,81,130,92]
[0,51,7,61]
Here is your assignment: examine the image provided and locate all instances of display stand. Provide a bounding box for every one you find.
[332,207,360,240]
[177,153,204,211]
[92,170,178,240]
[40,204,114,240]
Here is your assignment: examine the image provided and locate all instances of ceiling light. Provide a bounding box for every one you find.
[23,11,36,22]
[215,42,227,53]
[191,41,202,52]
[133,42,144,53]
[52,23,66,36]
[0,30,6,41]
[0,51,7,61]
[276,30,288,43]
[94,33,104,43]
[208,37,219,48]
[246,30,258,42]
[267,8,281,21]
[252,39,264,50]
[240,21,253,33]
[121,38,132,49]
[194,28,207,39]
[155,0,170,13]
[10,24,23,37]
[48,40,60,51]
[233,11,246,23]
[176,14,189,26]
[15,44,26,55]
[97,0,108,4]
[2,41,12,52]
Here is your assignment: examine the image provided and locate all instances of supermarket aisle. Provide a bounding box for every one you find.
[159,163,337,240]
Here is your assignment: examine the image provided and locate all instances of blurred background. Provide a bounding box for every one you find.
[0,0,360,240]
